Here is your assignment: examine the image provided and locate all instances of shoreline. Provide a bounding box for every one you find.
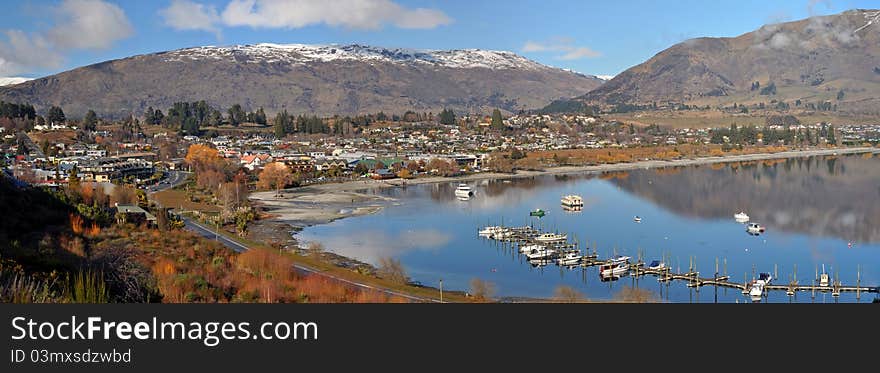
[245,146,878,299]
[295,146,879,194]
[251,146,877,230]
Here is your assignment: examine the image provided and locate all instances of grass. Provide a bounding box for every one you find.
[196,221,473,302]
[152,189,219,212]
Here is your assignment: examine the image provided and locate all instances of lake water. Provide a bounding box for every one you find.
[299,153,880,303]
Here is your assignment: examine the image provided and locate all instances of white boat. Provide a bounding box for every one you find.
[490,230,514,240]
[519,244,545,254]
[819,264,830,287]
[647,260,667,271]
[562,204,583,213]
[556,251,582,266]
[526,247,558,260]
[560,195,584,207]
[748,281,764,301]
[534,233,567,243]
[633,216,642,223]
[734,211,750,222]
[478,226,505,236]
[746,223,765,234]
[454,183,474,197]
[599,255,630,277]
[748,273,772,301]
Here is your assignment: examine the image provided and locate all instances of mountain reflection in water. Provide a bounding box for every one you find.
[608,154,880,243]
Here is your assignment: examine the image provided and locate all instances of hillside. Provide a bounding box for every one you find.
[575,9,880,115]
[0,44,604,119]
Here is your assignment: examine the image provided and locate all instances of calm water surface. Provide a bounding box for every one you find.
[299,154,880,303]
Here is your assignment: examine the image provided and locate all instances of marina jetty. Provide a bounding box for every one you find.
[478,224,878,302]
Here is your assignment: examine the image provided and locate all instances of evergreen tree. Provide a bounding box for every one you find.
[827,125,836,145]
[83,110,98,131]
[47,106,66,124]
[491,109,504,130]
[227,104,246,126]
[255,107,267,125]
[439,108,456,125]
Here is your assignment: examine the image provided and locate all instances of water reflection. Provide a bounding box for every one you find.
[300,228,452,265]
[609,155,880,243]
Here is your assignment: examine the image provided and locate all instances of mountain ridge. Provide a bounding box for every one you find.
[0,43,604,119]
[572,9,880,115]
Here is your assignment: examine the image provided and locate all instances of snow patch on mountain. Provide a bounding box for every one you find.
[161,43,564,71]
[0,77,33,86]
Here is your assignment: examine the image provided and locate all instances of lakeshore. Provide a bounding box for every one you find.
[250,146,878,228]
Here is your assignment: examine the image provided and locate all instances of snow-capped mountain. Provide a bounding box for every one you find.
[163,43,559,71]
[0,77,33,86]
[0,43,604,118]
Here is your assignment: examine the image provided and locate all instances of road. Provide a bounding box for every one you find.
[146,170,190,193]
[181,216,436,303]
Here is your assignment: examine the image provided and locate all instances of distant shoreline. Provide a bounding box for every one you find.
[307,146,879,194]
[251,146,878,230]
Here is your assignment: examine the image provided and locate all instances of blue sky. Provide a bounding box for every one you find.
[0,0,875,79]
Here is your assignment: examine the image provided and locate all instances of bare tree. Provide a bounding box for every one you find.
[469,278,496,301]
[553,285,585,303]
[377,257,408,285]
[613,286,656,303]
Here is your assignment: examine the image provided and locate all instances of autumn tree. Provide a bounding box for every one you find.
[257,162,293,196]
[614,286,656,303]
[469,278,495,301]
[553,286,585,303]
[377,257,408,285]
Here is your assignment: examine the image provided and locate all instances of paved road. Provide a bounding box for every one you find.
[181,217,436,303]
[146,170,190,194]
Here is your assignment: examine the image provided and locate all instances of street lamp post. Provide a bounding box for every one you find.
[439,279,443,303]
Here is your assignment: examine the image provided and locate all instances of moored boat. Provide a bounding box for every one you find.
[525,247,558,260]
[746,223,765,234]
[454,183,474,197]
[534,233,567,243]
[734,211,750,222]
[529,209,546,218]
[560,195,584,207]
[599,255,630,277]
[556,251,582,266]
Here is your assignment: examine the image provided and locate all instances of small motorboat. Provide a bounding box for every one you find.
[556,251,582,266]
[647,260,667,271]
[518,244,545,254]
[529,209,546,218]
[746,223,765,234]
[454,183,474,197]
[534,233,567,243]
[819,264,830,287]
[525,247,558,260]
[560,195,584,207]
[734,211,750,222]
[633,216,642,223]
[478,226,505,236]
[599,255,631,278]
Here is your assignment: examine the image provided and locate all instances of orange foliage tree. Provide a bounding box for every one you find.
[257,162,293,195]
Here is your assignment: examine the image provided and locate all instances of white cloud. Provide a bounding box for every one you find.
[46,0,133,50]
[0,0,132,76]
[220,0,451,30]
[159,0,222,37]
[0,30,63,76]
[521,38,601,60]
